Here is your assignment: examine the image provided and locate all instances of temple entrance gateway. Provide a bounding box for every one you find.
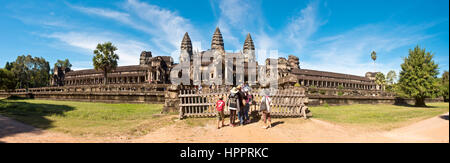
[178,87,311,119]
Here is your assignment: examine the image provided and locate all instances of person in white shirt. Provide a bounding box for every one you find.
[259,90,272,129]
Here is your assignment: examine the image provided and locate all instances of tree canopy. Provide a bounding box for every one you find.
[375,72,386,86]
[8,55,50,89]
[0,68,15,90]
[371,51,377,62]
[440,71,449,102]
[398,45,440,107]
[4,62,13,71]
[93,42,119,85]
[54,59,72,69]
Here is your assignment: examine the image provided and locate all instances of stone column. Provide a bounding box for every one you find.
[162,85,181,117]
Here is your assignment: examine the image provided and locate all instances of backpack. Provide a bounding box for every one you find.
[228,93,238,108]
[259,96,267,111]
[245,93,253,104]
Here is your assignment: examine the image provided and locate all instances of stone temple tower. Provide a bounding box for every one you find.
[243,33,255,53]
[139,51,152,66]
[243,33,256,62]
[180,32,193,62]
[211,27,225,53]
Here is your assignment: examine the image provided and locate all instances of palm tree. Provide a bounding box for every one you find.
[371,51,377,71]
[375,72,386,91]
[386,70,397,85]
[93,42,119,85]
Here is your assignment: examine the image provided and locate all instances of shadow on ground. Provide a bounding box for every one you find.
[0,99,74,139]
[271,121,285,127]
[440,115,449,120]
[393,102,440,108]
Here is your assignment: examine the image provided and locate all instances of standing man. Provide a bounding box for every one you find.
[260,90,272,129]
[236,85,248,126]
[227,87,239,127]
[242,86,252,124]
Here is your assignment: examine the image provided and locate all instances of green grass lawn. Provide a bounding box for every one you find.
[310,102,449,130]
[0,99,174,137]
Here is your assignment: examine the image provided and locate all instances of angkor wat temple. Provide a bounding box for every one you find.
[51,27,379,91]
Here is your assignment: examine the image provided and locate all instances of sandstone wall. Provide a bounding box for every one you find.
[0,92,165,103]
[307,95,444,106]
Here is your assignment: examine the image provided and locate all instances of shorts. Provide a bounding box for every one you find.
[216,111,225,120]
[262,111,271,118]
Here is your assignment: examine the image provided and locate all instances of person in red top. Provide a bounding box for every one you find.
[216,97,225,129]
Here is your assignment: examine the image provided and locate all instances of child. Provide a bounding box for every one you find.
[216,96,225,129]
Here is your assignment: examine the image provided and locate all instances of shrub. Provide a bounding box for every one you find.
[319,90,326,95]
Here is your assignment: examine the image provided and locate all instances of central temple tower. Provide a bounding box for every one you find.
[210,27,225,53]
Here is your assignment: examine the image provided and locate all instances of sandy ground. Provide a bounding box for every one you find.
[0,113,448,143]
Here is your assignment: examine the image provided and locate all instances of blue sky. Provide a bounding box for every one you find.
[0,0,448,76]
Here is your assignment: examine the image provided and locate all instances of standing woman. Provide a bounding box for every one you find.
[227,87,240,127]
[259,90,272,129]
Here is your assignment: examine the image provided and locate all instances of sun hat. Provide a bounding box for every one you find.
[243,87,249,92]
[230,87,238,94]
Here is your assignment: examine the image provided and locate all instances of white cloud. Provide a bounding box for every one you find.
[12,15,73,28]
[301,23,436,76]
[284,1,323,53]
[43,32,150,66]
[124,0,198,50]
[215,0,264,50]
[218,0,253,27]
[71,0,200,55]
[214,0,324,55]
[71,5,131,23]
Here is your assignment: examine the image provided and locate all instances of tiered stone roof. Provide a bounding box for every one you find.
[180,32,193,54]
[211,27,224,51]
[243,33,255,53]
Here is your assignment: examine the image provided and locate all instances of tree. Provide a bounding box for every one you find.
[386,70,397,85]
[10,55,50,89]
[371,51,377,71]
[337,84,344,96]
[54,59,72,69]
[5,62,13,70]
[375,72,386,90]
[93,42,119,85]
[0,68,16,91]
[385,70,397,92]
[440,71,449,102]
[398,45,440,107]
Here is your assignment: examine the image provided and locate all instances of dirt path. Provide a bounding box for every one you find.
[132,112,449,143]
[382,112,449,143]
[1,113,448,143]
[0,115,124,143]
